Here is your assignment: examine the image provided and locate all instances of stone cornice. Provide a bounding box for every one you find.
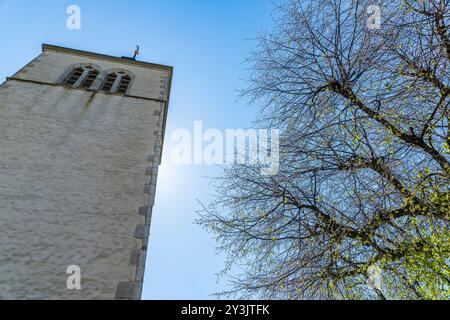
[42,44,174,73]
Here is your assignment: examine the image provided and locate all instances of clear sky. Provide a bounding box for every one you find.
[0,0,275,299]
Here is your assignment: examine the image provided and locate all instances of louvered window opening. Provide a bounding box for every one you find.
[64,68,84,86]
[80,70,99,89]
[62,66,133,94]
[117,76,131,94]
[101,74,117,92]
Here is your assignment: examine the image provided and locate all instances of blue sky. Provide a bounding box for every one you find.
[0,0,275,299]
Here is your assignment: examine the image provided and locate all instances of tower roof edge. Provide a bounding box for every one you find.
[41,44,173,73]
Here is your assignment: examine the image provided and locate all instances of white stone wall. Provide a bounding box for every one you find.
[0,49,170,299]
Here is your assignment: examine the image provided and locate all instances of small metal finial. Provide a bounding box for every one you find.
[133,45,140,60]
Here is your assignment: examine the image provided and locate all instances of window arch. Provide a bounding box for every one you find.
[100,73,118,92]
[80,68,99,89]
[117,75,131,94]
[61,64,102,90]
[61,65,134,94]
[100,69,134,95]
[63,67,84,86]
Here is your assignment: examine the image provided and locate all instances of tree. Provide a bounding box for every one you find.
[198,0,450,299]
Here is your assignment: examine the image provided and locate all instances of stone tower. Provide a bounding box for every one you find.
[0,44,173,299]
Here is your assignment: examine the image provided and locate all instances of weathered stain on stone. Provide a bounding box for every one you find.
[82,91,96,113]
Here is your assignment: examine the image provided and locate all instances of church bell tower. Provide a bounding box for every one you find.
[0,44,173,299]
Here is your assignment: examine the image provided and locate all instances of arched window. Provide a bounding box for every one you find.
[64,67,84,86]
[61,65,133,94]
[62,65,101,90]
[100,73,118,92]
[100,70,134,94]
[117,75,131,94]
[80,68,99,89]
